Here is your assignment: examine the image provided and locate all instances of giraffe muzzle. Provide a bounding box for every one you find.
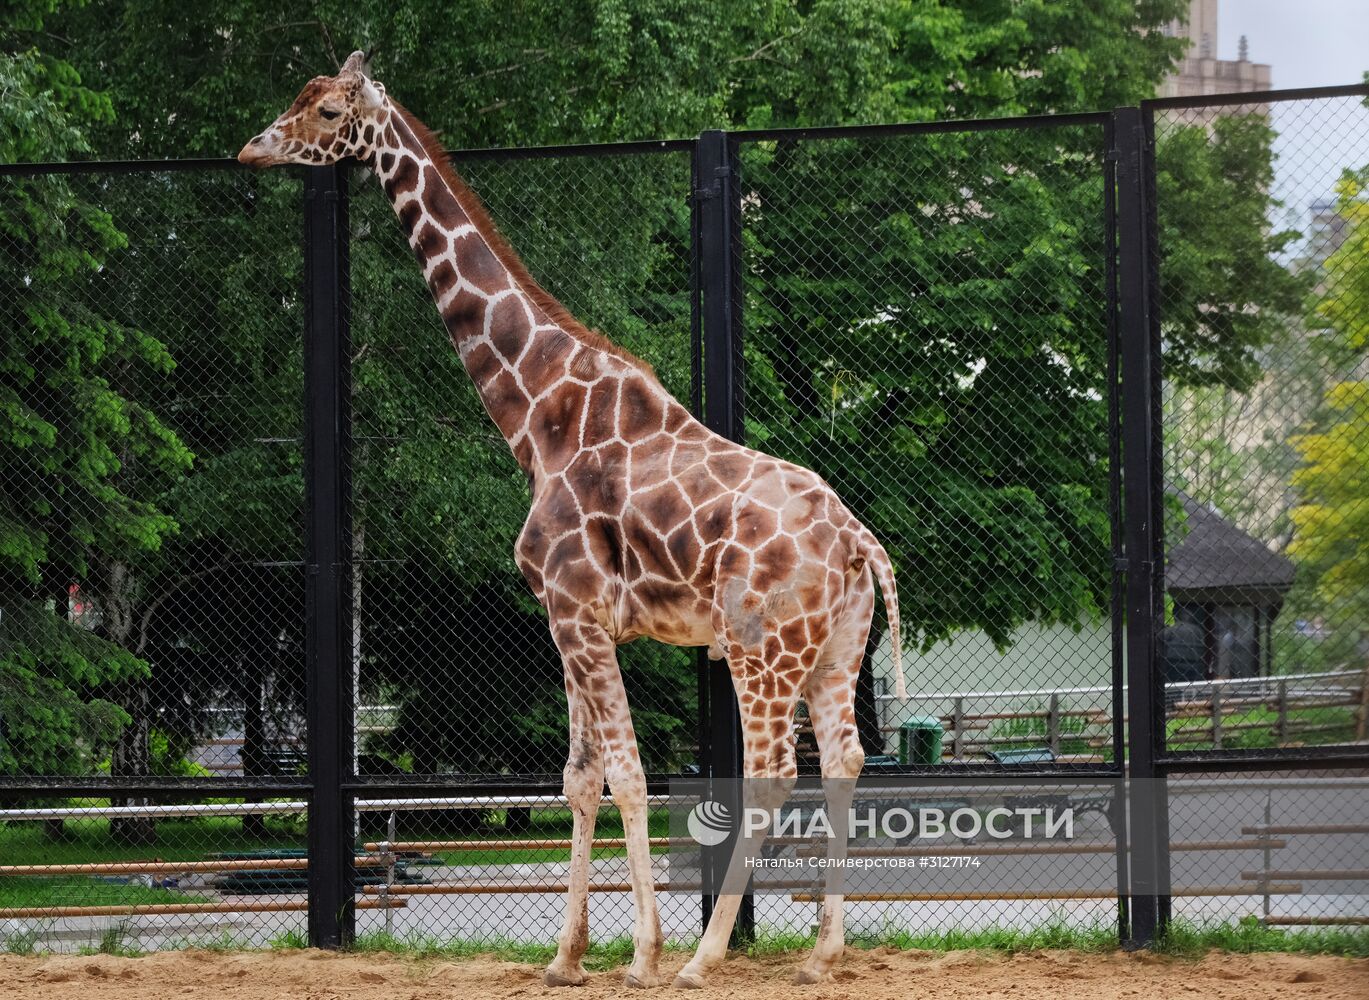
[237,132,282,168]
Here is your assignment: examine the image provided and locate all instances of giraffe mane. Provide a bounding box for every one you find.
[391,102,660,381]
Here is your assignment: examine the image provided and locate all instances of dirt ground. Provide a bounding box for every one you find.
[2,947,1366,1000]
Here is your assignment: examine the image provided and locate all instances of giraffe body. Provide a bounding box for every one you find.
[241,51,905,988]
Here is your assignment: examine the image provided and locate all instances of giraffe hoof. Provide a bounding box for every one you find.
[672,970,707,990]
[544,968,588,987]
[793,968,832,985]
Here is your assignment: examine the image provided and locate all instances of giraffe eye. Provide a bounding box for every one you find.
[319,106,342,121]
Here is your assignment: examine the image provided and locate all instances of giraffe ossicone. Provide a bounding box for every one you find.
[240,50,907,989]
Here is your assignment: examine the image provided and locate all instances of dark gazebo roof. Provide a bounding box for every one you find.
[1165,492,1296,606]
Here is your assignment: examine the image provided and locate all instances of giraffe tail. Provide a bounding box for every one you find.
[858,530,906,702]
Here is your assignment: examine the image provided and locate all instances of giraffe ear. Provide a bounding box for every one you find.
[358,78,384,109]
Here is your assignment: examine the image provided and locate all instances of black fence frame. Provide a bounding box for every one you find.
[4,83,1368,952]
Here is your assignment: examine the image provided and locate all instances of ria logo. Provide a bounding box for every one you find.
[686,800,732,846]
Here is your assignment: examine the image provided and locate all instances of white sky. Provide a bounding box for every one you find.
[1201,1,1369,233]
[1219,0,1368,90]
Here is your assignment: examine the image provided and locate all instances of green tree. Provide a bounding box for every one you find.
[1150,112,1315,565]
[1289,168,1369,668]
[29,0,1306,771]
[47,0,790,776]
[0,3,189,785]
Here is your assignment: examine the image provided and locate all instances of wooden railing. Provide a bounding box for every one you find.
[863,665,1369,760]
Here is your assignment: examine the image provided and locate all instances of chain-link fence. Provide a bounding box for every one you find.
[0,161,310,949]
[2,85,1367,955]
[1150,88,1369,930]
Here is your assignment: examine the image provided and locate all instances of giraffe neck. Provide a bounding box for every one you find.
[365,101,603,480]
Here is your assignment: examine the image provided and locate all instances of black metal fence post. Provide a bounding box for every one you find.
[1140,107,1173,932]
[694,128,752,942]
[1103,112,1134,945]
[303,163,355,949]
[1113,107,1169,948]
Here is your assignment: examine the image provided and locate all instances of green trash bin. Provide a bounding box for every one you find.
[898,715,945,764]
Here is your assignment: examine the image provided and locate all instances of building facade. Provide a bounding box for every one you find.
[1157,0,1271,99]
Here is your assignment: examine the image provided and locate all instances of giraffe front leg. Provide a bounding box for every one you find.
[546,611,662,988]
[605,747,663,988]
[545,705,602,987]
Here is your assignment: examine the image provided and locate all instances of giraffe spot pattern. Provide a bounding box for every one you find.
[250,73,899,978]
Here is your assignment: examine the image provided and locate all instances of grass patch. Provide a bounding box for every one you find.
[0,814,305,868]
[3,918,1364,962]
[73,922,141,958]
[989,712,1102,758]
[1166,703,1358,752]
[0,807,675,872]
[345,919,1369,964]
[0,875,209,910]
[750,919,1368,960]
[270,929,309,950]
[1,926,41,955]
[1156,917,1369,959]
[746,920,1122,956]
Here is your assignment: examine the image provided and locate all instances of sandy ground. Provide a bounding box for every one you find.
[1,947,1366,1000]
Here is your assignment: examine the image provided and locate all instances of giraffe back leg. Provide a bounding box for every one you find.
[795,562,876,984]
[674,582,816,989]
[544,610,663,989]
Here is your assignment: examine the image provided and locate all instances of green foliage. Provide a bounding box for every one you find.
[1156,115,1311,392]
[0,604,133,775]
[1157,116,1318,552]
[0,877,206,913]
[0,5,189,778]
[1289,168,1369,655]
[9,0,1307,779]
[739,127,1117,648]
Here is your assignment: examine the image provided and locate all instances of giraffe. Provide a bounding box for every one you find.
[240,51,907,989]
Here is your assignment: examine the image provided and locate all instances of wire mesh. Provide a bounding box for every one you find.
[1153,93,1369,760]
[737,122,1117,769]
[345,147,700,943]
[731,121,1123,941]
[1164,769,1368,928]
[3,91,1367,954]
[0,163,308,947]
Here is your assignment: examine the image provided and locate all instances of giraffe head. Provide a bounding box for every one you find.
[238,50,387,168]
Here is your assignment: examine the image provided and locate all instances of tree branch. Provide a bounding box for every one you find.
[135,564,239,655]
[729,28,804,65]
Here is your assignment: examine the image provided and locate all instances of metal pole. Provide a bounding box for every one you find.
[303,162,355,949]
[1104,112,1132,945]
[1141,106,1173,931]
[1114,106,1168,948]
[694,128,751,942]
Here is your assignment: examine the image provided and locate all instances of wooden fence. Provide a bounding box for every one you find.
[862,665,1369,761]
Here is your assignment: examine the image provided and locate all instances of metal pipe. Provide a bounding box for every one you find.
[0,900,405,920]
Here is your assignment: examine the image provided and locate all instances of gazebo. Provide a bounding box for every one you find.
[1162,491,1297,682]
